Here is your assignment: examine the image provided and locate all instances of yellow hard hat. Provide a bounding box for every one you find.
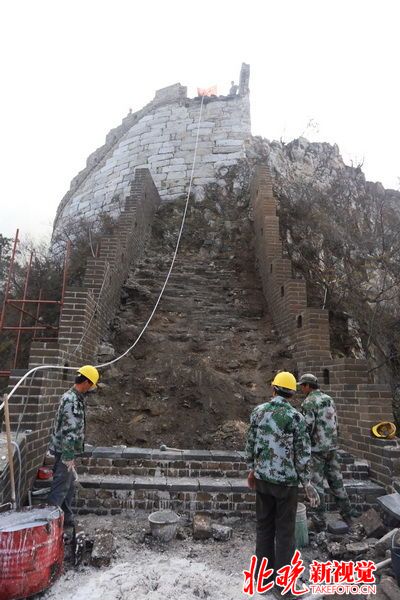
[371,421,397,439]
[271,371,297,392]
[77,365,100,387]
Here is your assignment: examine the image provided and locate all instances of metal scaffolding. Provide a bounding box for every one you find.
[0,230,70,378]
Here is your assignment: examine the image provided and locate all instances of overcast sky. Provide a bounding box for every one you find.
[1,0,399,242]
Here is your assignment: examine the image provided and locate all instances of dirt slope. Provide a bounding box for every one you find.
[87,185,296,449]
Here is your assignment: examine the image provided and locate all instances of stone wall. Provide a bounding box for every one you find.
[2,170,160,505]
[29,447,383,516]
[53,64,251,236]
[250,165,399,489]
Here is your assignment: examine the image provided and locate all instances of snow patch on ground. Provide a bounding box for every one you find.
[43,555,248,600]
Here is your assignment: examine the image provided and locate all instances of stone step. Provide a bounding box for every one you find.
[42,447,370,481]
[33,473,384,517]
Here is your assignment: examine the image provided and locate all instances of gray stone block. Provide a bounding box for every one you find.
[209,450,242,462]
[92,447,124,458]
[80,478,103,489]
[166,478,200,492]
[181,450,212,460]
[91,529,114,568]
[98,477,134,490]
[122,447,153,459]
[193,513,212,539]
[212,523,232,541]
[327,520,349,535]
[198,477,231,492]
[378,493,400,521]
[133,476,168,490]
[380,576,400,600]
[375,528,399,556]
[358,508,387,538]
[228,479,249,493]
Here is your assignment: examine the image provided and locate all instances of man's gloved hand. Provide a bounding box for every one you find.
[305,483,320,508]
[62,459,75,472]
[247,470,256,490]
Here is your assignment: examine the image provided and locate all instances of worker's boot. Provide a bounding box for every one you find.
[341,507,361,525]
[310,513,327,532]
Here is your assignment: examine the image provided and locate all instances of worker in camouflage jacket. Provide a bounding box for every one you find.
[298,373,356,530]
[245,371,319,589]
[48,365,99,527]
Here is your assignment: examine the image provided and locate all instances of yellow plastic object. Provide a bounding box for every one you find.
[371,421,397,439]
[77,365,100,386]
[271,371,297,391]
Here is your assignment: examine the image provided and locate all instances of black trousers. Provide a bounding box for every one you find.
[255,478,298,579]
[47,453,75,525]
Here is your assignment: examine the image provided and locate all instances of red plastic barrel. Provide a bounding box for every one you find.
[0,506,64,600]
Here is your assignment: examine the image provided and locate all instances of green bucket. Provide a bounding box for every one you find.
[295,502,309,548]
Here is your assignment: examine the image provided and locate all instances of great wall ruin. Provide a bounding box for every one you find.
[1,63,400,525]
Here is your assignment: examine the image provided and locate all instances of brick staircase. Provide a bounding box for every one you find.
[32,446,385,516]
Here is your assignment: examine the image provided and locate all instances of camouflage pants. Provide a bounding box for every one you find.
[310,450,352,518]
[47,452,75,526]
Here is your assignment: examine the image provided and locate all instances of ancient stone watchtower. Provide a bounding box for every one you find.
[53,63,251,235]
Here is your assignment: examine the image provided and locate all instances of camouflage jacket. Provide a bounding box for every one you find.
[301,389,338,453]
[245,396,311,486]
[49,387,86,461]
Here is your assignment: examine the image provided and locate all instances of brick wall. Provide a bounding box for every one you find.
[251,165,397,490]
[2,169,160,505]
[30,448,382,517]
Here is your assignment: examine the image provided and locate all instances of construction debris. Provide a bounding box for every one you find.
[327,520,349,535]
[211,524,232,541]
[358,508,387,538]
[379,575,400,599]
[327,541,344,558]
[90,529,114,568]
[73,521,88,566]
[375,528,399,557]
[193,513,212,540]
[345,540,374,557]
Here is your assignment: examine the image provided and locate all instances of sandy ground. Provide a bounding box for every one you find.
[41,513,277,600]
[39,512,376,600]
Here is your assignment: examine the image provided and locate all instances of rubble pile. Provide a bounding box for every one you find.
[46,508,400,599]
[306,508,400,598]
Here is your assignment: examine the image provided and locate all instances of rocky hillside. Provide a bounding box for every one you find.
[249,136,400,389]
[86,171,295,449]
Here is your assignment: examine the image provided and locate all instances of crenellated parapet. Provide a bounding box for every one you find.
[251,165,398,489]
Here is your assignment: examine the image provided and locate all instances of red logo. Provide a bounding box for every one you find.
[243,552,377,596]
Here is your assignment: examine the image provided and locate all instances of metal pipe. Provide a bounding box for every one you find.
[2,326,58,331]
[7,299,61,304]
[13,251,33,369]
[33,289,42,341]
[7,301,59,327]
[375,557,392,570]
[0,229,19,330]
[3,394,16,510]
[60,241,71,306]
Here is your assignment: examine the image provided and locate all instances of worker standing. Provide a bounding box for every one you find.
[47,365,99,528]
[298,373,356,530]
[245,371,319,591]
